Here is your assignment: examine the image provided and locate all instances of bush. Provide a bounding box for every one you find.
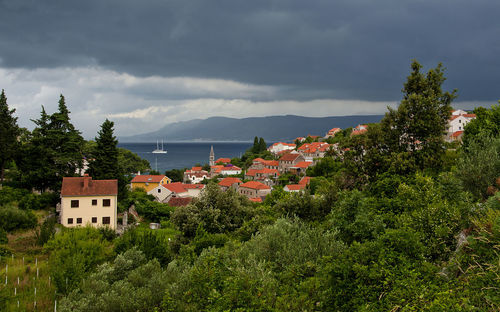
[0,205,37,232]
[18,192,59,210]
[59,249,168,312]
[45,227,114,294]
[0,228,7,244]
[36,216,56,246]
[114,228,172,266]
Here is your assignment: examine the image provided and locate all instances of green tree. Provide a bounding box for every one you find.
[59,249,169,312]
[382,60,456,171]
[0,90,20,186]
[18,96,84,191]
[88,119,128,199]
[258,137,267,152]
[49,95,84,179]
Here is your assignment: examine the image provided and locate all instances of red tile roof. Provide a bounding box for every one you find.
[61,177,117,196]
[218,177,242,187]
[285,184,306,191]
[351,129,368,136]
[245,169,259,177]
[299,176,311,185]
[167,197,192,207]
[248,197,263,202]
[293,161,313,169]
[450,115,460,121]
[451,131,464,138]
[215,158,231,164]
[279,153,302,162]
[240,181,271,190]
[131,175,166,183]
[191,166,203,171]
[463,114,476,118]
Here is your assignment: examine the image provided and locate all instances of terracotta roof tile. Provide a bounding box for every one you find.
[299,176,311,185]
[240,181,271,190]
[219,177,243,187]
[168,197,192,207]
[279,153,301,161]
[285,184,306,191]
[61,177,117,196]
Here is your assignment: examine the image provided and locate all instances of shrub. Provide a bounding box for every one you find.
[0,205,37,231]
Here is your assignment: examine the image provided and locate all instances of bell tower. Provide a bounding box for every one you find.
[209,145,215,166]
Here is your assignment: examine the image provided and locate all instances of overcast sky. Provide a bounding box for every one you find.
[0,0,499,138]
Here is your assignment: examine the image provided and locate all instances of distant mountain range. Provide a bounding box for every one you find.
[118,114,384,142]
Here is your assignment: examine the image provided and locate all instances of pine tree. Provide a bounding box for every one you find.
[48,95,85,179]
[89,119,120,179]
[88,119,127,199]
[0,90,20,186]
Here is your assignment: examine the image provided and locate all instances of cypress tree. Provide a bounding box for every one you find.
[0,90,20,186]
[258,137,267,152]
[252,136,259,153]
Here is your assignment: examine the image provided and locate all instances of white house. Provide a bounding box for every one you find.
[446,110,476,142]
[268,142,296,155]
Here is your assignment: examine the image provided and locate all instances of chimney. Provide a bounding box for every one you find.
[83,175,91,189]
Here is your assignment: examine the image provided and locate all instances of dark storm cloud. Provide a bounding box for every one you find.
[0,0,499,101]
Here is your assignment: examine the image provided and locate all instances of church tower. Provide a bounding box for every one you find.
[209,145,215,166]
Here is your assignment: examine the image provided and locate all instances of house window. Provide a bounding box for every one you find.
[157,189,161,193]
[459,126,462,130]
[76,218,82,224]
[103,199,111,207]
[92,199,97,206]
[459,119,461,123]
[102,217,110,225]
[67,218,73,224]
[71,200,79,208]
[92,217,97,223]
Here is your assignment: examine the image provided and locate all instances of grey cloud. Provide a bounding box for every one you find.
[0,0,499,102]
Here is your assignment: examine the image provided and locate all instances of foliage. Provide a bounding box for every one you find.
[18,95,84,192]
[135,199,174,223]
[171,183,253,237]
[0,186,29,204]
[306,156,342,177]
[0,228,7,244]
[382,60,455,171]
[165,168,186,182]
[118,147,150,174]
[45,227,114,294]
[18,191,59,210]
[462,102,500,145]
[455,133,500,200]
[0,205,37,232]
[165,218,343,311]
[59,248,169,312]
[115,228,172,266]
[36,215,57,246]
[0,89,20,185]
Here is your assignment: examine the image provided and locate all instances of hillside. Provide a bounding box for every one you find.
[118,114,384,142]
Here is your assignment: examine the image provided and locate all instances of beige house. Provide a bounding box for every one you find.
[278,153,305,173]
[60,176,118,230]
[238,181,271,200]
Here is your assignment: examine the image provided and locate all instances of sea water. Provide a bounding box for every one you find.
[118,142,252,173]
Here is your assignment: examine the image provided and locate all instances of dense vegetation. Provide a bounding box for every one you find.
[0,61,499,311]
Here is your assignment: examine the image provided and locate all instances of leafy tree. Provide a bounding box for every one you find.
[59,249,169,312]
[165,168,186,182]
[382,60,456,171]
[171,183,252,237]
[252,136,259,153]
[0,205,37,231]
[462,102,500,145]
[455,134,500,200]
[118,147,150,174]
[36,216,56,246]
[45,227,114,294]
[0,228,7,244]
[0,90,20,186]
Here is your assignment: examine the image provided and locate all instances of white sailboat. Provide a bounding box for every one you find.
[152,140,167,154]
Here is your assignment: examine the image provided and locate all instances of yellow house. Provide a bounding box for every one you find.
[60,176,118,230]
[130,175,171,192]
